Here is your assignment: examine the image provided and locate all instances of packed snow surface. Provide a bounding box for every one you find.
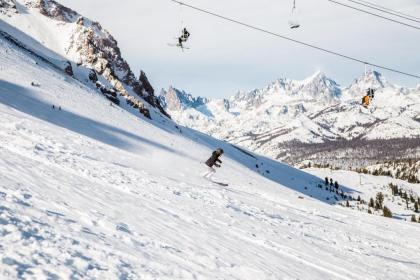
[1,15,420,280]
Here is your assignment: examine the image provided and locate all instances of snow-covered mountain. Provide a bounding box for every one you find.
[160,71,420,168]
[2,1,420,278]
[0,0,168,119]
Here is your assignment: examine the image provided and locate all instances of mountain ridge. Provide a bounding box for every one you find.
[0,0,169,119]
[160,70,420,170]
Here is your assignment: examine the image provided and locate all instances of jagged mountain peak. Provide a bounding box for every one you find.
[363,70,389,88]
[24,0,79,22]
[302,70,328,83]
[159,86,208,111]
[1,0,169,119]
[161,70,419,157]
[229,71,342,110]
[296,71,341,99]
[342,70,393,101]
[348,70,391,92]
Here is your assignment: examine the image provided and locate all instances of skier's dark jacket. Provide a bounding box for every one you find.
[206,151,222,168]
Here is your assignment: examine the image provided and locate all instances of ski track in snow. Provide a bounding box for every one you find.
[1,106,420,279]
[0,9,420,280]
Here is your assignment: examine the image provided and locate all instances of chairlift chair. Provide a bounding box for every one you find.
[289,0,301,29]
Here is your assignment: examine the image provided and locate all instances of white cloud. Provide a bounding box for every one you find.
[60,0,420,97]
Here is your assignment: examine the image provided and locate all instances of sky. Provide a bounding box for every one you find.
[59,0,420,98]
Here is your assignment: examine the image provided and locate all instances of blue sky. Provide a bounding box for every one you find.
[60,0,420,98]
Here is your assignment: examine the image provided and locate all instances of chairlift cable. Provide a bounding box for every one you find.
[169,0,420,79]
[327,0,420,31]
[354,0,420,22]
[343,0,420,24]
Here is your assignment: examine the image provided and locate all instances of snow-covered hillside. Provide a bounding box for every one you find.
[2,12,420,279]
[0,0,168,119]
[160,71,420,169]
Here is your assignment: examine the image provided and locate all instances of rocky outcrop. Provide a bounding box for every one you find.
[26,0,77,22]
[24,0,168,119]
[67,14,169,119]
[64,61,73,76]
[160,87,207,111]
[88,69,98,83]
[0,0,17,14]
[161,87,184,111]
[139,70,154,96]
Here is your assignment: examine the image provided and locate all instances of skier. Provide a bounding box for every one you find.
[202,148,224,179]
[178,27,190,47]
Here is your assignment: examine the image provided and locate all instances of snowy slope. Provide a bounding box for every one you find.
[160,71,420,166]
[0,0,168,119]
[306,168,420,220]
[1,26,420,279]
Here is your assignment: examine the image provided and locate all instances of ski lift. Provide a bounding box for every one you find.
[168,3,191,51]
[168,27,191,51]
[361,64,376,108]
[362,88,375,108]
[289,0,301,29]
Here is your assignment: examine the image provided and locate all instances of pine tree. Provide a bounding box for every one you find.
[346,200,350,207]
[329,178,334,186]
[357,195,361,202]
[325,177,329,186]
[411,215,417,222]
[376,192,384,209]
[369,198,375,208]
[389,183,399,196]
[334,181,339,190]
[368,209,372,214]
[383,206,392,218]
[415,202,419,213]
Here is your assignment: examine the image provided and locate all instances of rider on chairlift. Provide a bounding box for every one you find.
[362,88,375,108]
[178,27,190,48]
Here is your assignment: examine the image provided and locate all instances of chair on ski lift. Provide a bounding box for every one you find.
[289,0,301,29]
[366,88,375,99]
[168,3,191,51]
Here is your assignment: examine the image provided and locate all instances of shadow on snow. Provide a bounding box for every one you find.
[0,80,182,155]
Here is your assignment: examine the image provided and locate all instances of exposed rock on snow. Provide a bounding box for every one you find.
[63,60,73,76]
[0,0,17,13]
[1,0,169,119]
[160,86,208,112]
[30,0,78,22]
